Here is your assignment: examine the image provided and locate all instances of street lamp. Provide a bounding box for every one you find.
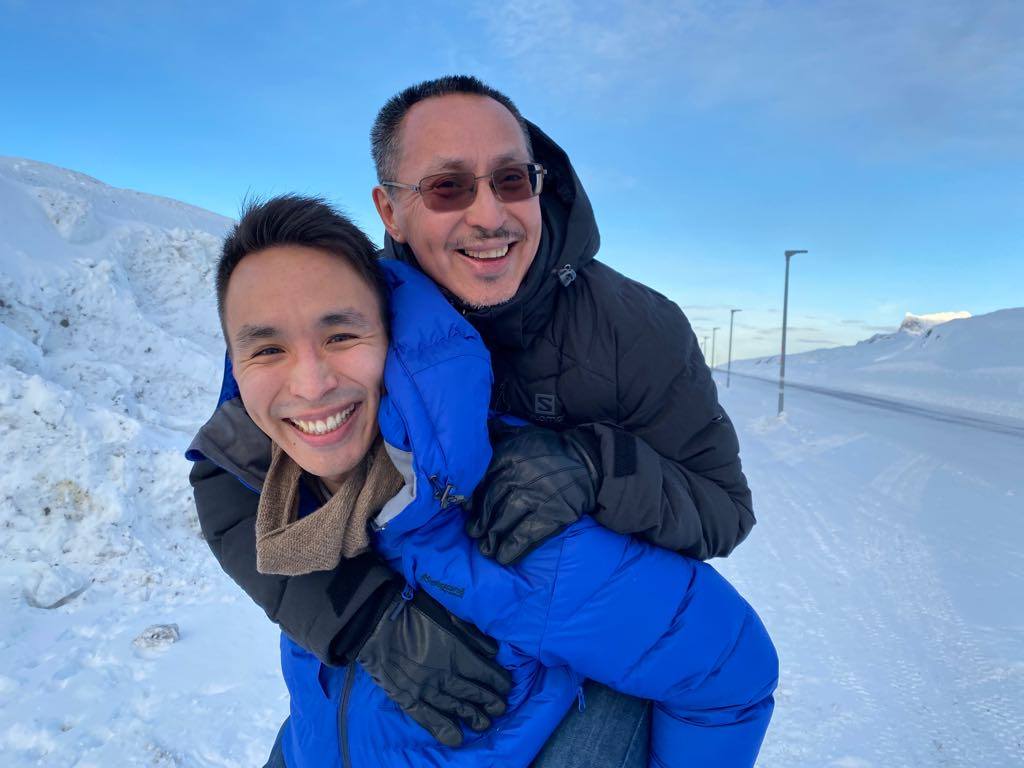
[778,249,808,415]
[702,335,709,359]
[711,327,721,372]
[727,309,742,388]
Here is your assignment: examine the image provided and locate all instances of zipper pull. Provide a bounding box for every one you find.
[554,264,577,287]
[440,484,466,508]
[429,475,466,508]
[389,584,416,620]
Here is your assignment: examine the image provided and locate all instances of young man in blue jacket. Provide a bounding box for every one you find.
[191,75,759,764]
[190,195,777,767]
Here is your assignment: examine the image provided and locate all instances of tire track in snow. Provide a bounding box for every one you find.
[717,380,1024,767]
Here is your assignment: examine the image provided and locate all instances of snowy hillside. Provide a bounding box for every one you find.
[0,158,286,765]
[731,309,1024,420]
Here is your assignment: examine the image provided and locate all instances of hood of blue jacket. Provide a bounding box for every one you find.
[187,258,493,538]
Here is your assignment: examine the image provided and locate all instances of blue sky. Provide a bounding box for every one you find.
[2,0,1021,361]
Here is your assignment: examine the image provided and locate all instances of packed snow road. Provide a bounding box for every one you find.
[715,375,1024,767]
[726,370,1024,439]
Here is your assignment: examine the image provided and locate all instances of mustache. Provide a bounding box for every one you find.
[447,227,525,250]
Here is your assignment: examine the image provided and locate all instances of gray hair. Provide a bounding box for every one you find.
[370,75,533,184]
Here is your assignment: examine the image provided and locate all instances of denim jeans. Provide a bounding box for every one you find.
[263,682,650,768]
[263,719,288,768]
[532,682,649,768]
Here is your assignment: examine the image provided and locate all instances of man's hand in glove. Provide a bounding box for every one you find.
[466,427,601,565]
[355,587,512,747]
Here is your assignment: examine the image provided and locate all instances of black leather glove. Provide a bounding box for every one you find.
[466,427,600,565]
[355,587,512,747]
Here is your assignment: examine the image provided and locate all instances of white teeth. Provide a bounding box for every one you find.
[290,405,356,436]
[462,245,509,260]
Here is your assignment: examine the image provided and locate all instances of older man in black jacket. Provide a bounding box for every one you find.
[191,75,754,765]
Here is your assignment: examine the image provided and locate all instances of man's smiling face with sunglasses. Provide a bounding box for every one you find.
[373,93,543,309]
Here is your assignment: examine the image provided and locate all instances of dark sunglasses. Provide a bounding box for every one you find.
[381,162,546,212]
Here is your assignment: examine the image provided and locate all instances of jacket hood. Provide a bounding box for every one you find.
[382,119,600,349]
[187,260,494,550]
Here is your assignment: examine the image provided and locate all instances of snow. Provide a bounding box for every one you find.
[715,374,1024,767]
[0,158,285,766]
[2,158,1021,766]
[730,308,1024,420]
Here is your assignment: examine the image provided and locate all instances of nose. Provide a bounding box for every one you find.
[462,177,506,231]
[288,346,339,403]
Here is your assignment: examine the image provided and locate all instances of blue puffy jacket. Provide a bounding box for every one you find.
[190,260,778,767]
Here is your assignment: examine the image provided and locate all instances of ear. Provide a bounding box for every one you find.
[372,186,406,243]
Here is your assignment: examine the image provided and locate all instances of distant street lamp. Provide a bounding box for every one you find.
[711,327,721,372]
[727,309,742,388]
[778,249,808,415]
[702,335,709,359]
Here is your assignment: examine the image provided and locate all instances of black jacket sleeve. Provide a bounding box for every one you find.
[578,290,755,560]
[190,458,400,665]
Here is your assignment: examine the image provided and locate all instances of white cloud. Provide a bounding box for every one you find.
[473,0,1024,155]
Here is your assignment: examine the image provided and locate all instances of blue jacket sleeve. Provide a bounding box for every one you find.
[535,522,778,768]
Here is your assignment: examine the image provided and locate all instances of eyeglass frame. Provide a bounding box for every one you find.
[380,162,547,210]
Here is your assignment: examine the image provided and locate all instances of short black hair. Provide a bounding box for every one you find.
[371,74,533,184]
[216,195,388,346]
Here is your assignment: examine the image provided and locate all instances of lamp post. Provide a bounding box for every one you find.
[727,309,742,388]
[778,249,808,415]
[702,335,709,359]
[711,327,721,372]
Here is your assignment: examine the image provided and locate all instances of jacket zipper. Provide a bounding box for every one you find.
[428,474,466,509]
[338,664,356,768]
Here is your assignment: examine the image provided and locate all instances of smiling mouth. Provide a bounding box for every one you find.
[456,244,512,260]
[286,404,357,436]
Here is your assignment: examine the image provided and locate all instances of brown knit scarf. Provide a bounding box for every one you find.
[255,434,404,576]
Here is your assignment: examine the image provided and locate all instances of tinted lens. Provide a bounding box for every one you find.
[421,172,476,212]
[491,164,537,202]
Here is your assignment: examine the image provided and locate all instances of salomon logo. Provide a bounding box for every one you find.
[535,393,557,416]
[422,574,465,598]
[533,392,564,423]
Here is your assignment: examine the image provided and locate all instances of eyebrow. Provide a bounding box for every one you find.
[425,152,529,175]
[233,324,279,350]
[320,310,373,329]
[232,309,373,350]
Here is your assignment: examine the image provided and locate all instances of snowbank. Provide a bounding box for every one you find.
[0,158,285,766]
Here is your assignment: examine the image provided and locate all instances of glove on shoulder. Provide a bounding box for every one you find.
[466,426,600,565]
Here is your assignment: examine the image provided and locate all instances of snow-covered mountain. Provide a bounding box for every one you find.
[898,310,971,335]
[731,308,1024,420]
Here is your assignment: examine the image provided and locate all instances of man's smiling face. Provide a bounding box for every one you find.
[224,245,387,492]
[373,94,542,309]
